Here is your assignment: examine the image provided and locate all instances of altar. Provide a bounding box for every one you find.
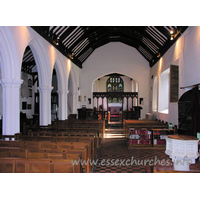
[108,106,122,117]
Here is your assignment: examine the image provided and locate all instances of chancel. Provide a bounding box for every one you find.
[0,26,200,174]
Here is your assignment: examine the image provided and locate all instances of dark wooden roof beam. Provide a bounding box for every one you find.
[66,29,85,49]
[73,39,90,56]
[67,27,101,52]
[22,61,36,68]
[78,48,94,63]
[49,26,58,37]
[75,44,93,59]
[59,26,77,41]
[145,28,165,46]
[63,27,82,46]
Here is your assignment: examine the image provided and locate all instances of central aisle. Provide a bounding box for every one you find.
[94,123,169,173]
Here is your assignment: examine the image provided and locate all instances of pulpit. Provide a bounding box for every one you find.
[77,108,93,119]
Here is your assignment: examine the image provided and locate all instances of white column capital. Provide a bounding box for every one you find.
[37,86,53,126]
[37,86,53,93]
[57,90,68,95]
[0,78,23,88]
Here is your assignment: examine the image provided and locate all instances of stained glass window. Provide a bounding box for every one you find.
[106,75,124,103]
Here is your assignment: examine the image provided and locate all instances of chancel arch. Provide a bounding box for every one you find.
[92,73,141,121]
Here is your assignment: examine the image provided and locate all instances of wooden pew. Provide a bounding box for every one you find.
[36,127,104,145]
[0,140,93,169]
[17,133,97,161]
[0,146,91,173]
[0,135,16,141]
[29,119,105,142]
[123,119,171,148]
[32,119,105,132]
[15,134,95,160]
[28,127,103,147]
[123,119,169,140]
[54,119,105,134]
[0,157,81,173]
[0,140,92,159]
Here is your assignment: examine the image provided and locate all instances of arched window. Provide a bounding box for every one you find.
[158,68,169,114]
[152,76,158,112]
[106,75,123,103]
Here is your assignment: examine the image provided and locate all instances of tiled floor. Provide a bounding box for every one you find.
[94,123,170,173]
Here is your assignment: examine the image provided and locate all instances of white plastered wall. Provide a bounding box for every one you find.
[150,26,200,126]
[80,42,150,119]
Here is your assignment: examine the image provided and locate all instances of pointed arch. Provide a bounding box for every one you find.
[53,57,67,92]
[28,39,51,87]
[68,62,78,114]
[52,56,68,120]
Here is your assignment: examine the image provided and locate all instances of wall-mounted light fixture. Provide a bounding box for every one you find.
[53,37,60,45]
[170,29,181,40]
[156,50,161,58]
[68,52,74,59]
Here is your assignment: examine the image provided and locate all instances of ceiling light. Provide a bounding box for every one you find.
[170,29,174,34]
[53,37,60,45]
[170,35,174,40]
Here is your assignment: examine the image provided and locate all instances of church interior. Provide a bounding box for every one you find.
[0,15,200,199]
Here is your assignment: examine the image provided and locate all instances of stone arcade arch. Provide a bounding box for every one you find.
[68,70,73,116]
[27,39,53,126]
[67,63,78,116]
[20,46,39,134]
[20,39,56,128]
[0,27,79,135]
[52,59,68,121]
